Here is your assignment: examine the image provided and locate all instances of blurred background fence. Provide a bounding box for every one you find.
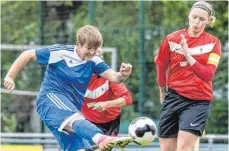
[1,1,228,150]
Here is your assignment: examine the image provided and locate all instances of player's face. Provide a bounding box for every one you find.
[188,8,209,35]
[78,44,96,60]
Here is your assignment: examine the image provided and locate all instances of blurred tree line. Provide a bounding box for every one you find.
[1,1,228,134]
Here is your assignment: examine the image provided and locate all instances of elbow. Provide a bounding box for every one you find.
[199,73,214,82]
[124,93,133,106]
[202,76,213,82]
[126,98,133,106]
[201,71,215,82]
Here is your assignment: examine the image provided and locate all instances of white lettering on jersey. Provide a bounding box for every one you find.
[85,80,109,99]
[168,41,215,55]
[180,61,188,67]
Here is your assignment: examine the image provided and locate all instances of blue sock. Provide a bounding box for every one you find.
[72,119,103,141]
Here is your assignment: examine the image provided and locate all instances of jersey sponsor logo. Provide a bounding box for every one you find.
[207,53,220,66]
[85,80,109,99]
[180,61,188,67]
[168,41,215,55]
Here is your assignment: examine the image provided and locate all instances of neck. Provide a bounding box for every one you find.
[187,28,204,37]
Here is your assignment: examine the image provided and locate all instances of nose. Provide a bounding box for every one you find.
[89,51,95,56]
[194,18,200,25]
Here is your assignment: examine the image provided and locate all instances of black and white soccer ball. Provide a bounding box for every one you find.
[128,117,157,146]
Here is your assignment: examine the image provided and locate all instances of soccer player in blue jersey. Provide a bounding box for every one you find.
[4,25,133,151]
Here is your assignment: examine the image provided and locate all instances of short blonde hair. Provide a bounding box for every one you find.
[76,25,103,49]
[191,1,216,27]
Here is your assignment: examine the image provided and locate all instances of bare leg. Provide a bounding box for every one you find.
[177,130,198,151]
[159,137,177,151]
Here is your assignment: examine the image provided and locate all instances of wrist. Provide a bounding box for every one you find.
[6,74,15,79]
[105,101,111,108]
[159,87,166,92]
[117,72,127,83]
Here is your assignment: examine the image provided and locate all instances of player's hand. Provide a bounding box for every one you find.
[160,92,165,104]
[180,34,189,57]
[4,76,15,93]
[119,63,132,79]
[159,87,165,104]
[92,102,109,112]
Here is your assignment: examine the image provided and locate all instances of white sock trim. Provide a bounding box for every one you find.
[58,112,84,132]
[92,133,103,144]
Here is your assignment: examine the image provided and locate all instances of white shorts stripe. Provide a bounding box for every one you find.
[48,93,68,110]
[82,139,91,147]
[47,94,62,109]
[51,93,72,111]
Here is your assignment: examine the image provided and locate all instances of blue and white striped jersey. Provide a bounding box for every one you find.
[35,44,110,109]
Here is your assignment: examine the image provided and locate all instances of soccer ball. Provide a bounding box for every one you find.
[128,117,157,146]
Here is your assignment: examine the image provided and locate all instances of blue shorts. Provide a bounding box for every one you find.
[37,92,92,151]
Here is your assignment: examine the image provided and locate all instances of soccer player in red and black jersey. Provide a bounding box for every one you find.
[82,48,132,137]
[155,2,221,151]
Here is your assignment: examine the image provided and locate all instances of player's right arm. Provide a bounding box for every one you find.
[154,36,170,104]
[4,49,36,92]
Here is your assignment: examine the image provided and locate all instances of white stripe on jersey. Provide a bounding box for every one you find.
[49,50,87,67]
[92,56,104,65]
[168,41,215,55]
[84,80,109,99]
[48,51,64,64]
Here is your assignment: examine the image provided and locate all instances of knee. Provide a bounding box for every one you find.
[63,113,85,132]
[69,114,85,127]
[177,145,193,151]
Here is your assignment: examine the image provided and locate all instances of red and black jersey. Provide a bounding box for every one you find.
[82,75,132,123]
[155,28,221,101]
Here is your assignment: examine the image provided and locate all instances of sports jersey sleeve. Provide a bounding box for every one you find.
[35,44,63,65]
[109,83,132,105]
[191,38,221,82]
[92,56,110,75]
[155,37,170,87]
[207,38,221,67]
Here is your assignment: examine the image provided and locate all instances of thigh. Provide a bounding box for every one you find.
[158,91,180,138]
[37,92,82,130]
[159,137,177,151]
[179,101,211,136]
[177,130,198,151]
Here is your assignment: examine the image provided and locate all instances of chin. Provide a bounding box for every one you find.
[84,57,93,60]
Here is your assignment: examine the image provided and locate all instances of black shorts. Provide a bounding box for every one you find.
[158,89,211,138]
[91,114,121,136]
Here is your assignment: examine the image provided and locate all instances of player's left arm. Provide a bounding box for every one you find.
[92,56,132,83]
[100,63,132,83]
[181,34,221,82]
[92,83,132,112]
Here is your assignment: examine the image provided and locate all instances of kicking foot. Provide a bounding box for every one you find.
[98,136,133,151]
